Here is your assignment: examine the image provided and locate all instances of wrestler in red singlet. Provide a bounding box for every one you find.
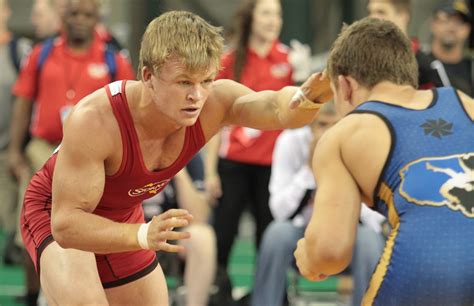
[21,80,206,288]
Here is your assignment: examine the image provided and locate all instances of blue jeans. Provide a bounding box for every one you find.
[250,220,385,306]
[250,220,304,306]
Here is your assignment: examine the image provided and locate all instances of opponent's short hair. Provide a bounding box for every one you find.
[327,17,418,89]
[138,11,224,77]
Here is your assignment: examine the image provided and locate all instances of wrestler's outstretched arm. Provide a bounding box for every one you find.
[51,98,192,254]
[202,72,333,137]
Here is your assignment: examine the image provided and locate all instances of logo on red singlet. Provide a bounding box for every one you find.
[128,179,171,197]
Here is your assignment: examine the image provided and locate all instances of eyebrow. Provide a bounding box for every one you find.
[176,72,216,80]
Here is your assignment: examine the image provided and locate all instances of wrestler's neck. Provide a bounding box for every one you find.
[133,82,184,138]
[362,82,424,108]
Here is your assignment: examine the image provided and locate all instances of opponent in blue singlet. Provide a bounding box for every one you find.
[354,87,474,306]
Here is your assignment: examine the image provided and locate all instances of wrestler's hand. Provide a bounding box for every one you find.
[147,209,193,252]
[294,238,328,282]
[289,71,333,109]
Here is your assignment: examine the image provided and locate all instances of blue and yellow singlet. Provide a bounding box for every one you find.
[354,87,474,306]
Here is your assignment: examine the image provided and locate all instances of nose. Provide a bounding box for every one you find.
[187,85,204,102]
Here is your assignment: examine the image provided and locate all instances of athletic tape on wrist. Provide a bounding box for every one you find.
[137,222,151,250]
[293,88,322,109]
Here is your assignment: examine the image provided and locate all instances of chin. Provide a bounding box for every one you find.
[178,117,199,127]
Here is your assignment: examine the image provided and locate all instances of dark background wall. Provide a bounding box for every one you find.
[8,0,472,70]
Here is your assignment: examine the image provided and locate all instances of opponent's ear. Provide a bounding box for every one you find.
[338,75,353,103]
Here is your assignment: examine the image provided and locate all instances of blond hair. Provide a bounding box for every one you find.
[327,17,418,89]
[139,11,224,77]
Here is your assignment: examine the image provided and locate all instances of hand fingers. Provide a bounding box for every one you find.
[156,242,186,253]
[154,215,191,231]
[305,73,333,103]
[155,209,193,221]
[157,230,191,241]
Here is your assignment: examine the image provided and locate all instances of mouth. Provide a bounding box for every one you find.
[181,107,200,117]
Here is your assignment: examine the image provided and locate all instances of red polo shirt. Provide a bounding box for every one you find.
[217,40,293,165]
[13,32,135,143]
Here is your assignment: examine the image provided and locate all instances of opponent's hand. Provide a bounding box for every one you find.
[289,71,333,109]
[147,209,193,252]
[294,238,328,282]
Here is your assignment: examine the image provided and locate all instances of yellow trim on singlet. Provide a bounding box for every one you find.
[362,182,401,306]
[378,182,400,227]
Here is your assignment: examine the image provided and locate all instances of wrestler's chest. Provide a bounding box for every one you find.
[140,136,184,171]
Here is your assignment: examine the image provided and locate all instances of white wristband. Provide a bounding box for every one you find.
[137,222,151,250]
[293,88,322,109]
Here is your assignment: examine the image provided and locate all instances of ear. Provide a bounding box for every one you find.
[338,75,353,103]
[460,22,471,38]
[141,66,154,90]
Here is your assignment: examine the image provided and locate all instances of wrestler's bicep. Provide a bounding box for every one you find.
[52,111,109,215]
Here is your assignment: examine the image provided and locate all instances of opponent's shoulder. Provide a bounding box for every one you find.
[318,113,391,159]
[326,113,383,138]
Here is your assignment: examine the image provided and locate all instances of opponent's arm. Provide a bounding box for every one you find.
[51,104,191,254]
[294,126,361,280]
[213,72,332,130]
